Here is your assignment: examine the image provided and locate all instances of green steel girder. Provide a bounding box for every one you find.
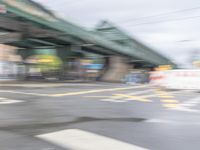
[10,38,57,48]
[0,0,174,65]
[11,40,41,48]
[28,38,56,46]
[0,15,84,46]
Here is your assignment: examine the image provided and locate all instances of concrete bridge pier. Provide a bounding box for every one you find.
[101,56,131,82]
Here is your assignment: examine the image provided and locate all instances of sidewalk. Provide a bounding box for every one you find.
[0,80,95,88]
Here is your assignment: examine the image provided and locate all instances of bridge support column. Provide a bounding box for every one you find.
[101,56,130,82]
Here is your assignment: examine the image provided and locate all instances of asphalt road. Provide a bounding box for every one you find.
[0,82,200,150]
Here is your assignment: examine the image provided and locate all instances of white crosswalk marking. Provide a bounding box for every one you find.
[100,99,127,103]
[0,90,48,96]
[101,94,128,103]
[127,89,153,96]
[125,89,154,100]
[173,106,199,112]
[37,129,148,150]
[172,96,200,113]
[0,97,23,104]
[169,90,199,96]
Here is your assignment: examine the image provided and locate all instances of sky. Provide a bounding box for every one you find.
[34,0,200,67]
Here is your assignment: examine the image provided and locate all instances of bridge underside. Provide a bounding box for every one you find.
[0,0,176,82]
[0,0,175,66]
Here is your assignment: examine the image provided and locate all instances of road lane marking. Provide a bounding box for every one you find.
[172,96,200,112]
[0,90,49,97]
[85,89,154,103]
[85,96,109,98]
[101,94,128,103]
[0,85,147,97]
[103,93,135,102]
[147,118,200,124]
[86,94,130,103]
[100,99,127,103]
[158,95,174,98]
[162,103,179,108]
[161,100,178,103]
[141,94,158,98]
[172,106,199,112]
[180,97,200,107]
[146,119,176,124]
[98,94,152,103]
[51,85,147,97]
[37,129,148,150]
[0,97,23,104]
[87,93,152,103]
[126,89,153,96]
[114,94,152,102]
[0,83,103,88]
[155,92,167,95]
[153,89,180,109]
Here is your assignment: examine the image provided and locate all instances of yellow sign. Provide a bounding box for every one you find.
[155,65,172,71]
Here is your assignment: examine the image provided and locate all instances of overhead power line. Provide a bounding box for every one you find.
[125,15,200,27]
[120,6,200,24]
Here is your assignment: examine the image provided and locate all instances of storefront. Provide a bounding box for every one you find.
[0,44,21,80]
